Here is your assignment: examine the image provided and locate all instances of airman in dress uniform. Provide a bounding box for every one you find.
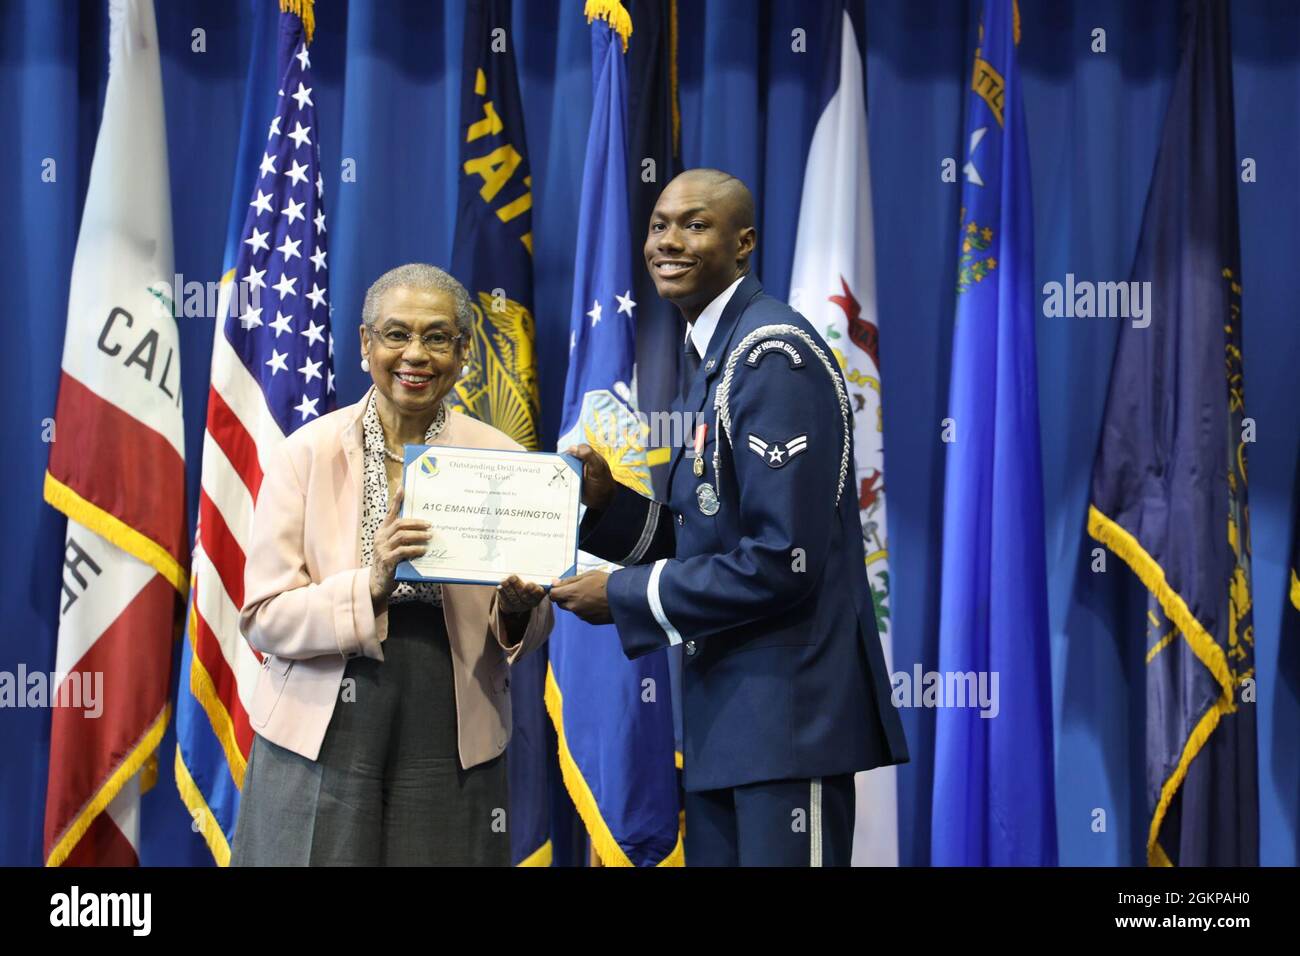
[550,169,907,866]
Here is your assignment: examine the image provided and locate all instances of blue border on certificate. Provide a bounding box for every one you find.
[394,444,582,588]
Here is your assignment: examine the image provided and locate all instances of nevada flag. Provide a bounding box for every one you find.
[931,0,1057,866]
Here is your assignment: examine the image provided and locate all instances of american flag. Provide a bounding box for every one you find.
[228,40,334,430]
[177,15,332,863]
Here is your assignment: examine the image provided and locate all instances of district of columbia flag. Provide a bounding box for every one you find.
[174,0,333,865]
[42,0,184,867]
[545,0,682,867]
[789,0,896,868]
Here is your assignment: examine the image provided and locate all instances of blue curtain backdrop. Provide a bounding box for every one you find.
[2,0,1297,866]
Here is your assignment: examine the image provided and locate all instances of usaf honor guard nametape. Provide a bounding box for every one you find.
[744,337,805,369]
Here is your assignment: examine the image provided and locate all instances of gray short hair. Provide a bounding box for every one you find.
[361,263,475,341]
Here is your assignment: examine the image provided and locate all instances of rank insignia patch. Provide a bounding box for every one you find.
[747,433,808,468]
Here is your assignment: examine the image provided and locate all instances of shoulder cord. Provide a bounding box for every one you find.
[711,323,852,508]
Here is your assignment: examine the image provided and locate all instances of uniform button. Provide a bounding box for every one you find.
[677,514,684,527]
[684,641,696,656]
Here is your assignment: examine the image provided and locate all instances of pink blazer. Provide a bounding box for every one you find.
[239,387,553,768]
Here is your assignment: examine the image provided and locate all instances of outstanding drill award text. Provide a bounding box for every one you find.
[395,445,581,587]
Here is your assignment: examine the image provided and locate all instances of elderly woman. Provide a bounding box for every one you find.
[231,263,552,866]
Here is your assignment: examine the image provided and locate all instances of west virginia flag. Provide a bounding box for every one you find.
[789,0,896,867]
[1089,0,1258,867]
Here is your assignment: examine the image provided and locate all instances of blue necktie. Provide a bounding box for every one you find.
[679,335,701,406]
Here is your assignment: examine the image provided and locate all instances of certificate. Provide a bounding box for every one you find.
[394,445,582,587]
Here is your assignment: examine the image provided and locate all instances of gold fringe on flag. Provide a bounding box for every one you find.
[175,746,233,867]
[1087,504,1240,866]
[544,663,683,866]
[516,839,553,867]
[44,471,188,595]
[46,706,171,867]
[280,0,315,46]
[584,0,633,52]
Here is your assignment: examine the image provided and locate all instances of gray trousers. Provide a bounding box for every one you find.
[231,602,509,866]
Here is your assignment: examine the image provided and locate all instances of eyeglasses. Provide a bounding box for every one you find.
[369,326,463,355]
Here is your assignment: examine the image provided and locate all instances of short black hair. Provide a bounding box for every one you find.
[670,167,755,232]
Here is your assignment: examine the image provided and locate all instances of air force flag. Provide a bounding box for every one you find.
[544,0,682,867]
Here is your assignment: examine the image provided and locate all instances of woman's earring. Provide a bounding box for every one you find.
[361,357,370,372]
[461,363,471,378]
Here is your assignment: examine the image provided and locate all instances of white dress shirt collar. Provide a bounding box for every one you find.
[685,273,747,358]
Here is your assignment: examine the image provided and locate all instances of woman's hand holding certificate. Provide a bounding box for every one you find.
[369,487,431,607]
[496,575,547,615]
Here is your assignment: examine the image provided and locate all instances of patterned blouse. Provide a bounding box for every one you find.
[359,390,445,606]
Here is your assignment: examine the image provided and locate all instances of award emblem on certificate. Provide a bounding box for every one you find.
[394,445,582,587]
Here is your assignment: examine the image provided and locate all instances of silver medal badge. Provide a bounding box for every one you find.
[696,482,720,516]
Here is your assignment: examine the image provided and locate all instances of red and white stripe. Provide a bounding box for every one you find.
[43,0,183,867]
[184,278,288,784]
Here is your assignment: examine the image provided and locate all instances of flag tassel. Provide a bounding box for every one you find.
[584,0,632,51]
[279,0,315,45]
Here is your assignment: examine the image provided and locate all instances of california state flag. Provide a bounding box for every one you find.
[789,5,897,866]
[42,0,184,866]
